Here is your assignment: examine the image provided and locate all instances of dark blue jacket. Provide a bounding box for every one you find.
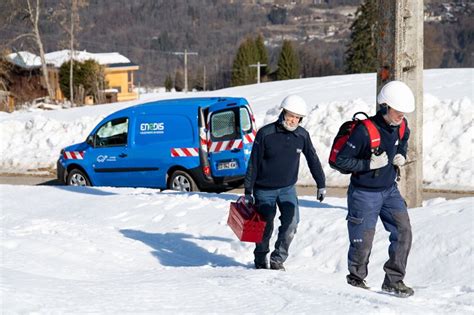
[244,115,326,194]
[335,111,410,191]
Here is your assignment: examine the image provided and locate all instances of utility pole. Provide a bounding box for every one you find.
[173,49,198,92]
[249,61,267,84]
[377,0,424,207]
[203,65,206,91]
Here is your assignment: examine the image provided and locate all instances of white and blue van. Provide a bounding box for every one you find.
[57,97,256,191]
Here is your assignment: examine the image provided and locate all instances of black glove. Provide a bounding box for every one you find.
[244,194,255,206]
[317,188,326,202]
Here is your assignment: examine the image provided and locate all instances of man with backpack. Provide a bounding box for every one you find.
[333,80,415,297]
[244,94,326,271]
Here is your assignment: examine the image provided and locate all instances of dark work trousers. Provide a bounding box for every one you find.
[253,185,299,265]
[346,183,412,284]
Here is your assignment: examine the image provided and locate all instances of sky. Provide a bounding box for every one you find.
[0,68,472,190]
[0,68,473,313]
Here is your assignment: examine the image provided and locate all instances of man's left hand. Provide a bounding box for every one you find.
[393,154,406,166]
[317,188,326,202]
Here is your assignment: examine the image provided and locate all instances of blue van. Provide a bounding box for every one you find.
[57,97,256,192]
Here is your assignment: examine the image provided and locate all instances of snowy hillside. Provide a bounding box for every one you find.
[1,185,473,313]
[0,69,472,190]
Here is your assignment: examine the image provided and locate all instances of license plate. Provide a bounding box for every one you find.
[217,161,237,170]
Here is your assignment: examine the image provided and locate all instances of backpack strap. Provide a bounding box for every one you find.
[361,119,381,152]
[398,118,407,140]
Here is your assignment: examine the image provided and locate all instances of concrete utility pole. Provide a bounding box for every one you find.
[377,0,424,207]
[203,65,206,91]
[173,49,198,92]
[249,61,267,84]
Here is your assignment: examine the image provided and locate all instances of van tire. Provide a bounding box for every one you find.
[67,169,91,186]
[169,170,198,192]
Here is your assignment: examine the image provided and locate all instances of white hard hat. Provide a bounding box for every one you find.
[280,95,307,117]
[377,80,415,113]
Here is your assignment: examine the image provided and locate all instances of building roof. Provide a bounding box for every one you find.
[6,51,42,69]
[7,50,134,69]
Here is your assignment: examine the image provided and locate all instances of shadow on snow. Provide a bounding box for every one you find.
[120,229,247,268]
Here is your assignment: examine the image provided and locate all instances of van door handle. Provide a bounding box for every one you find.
[231,148,241,153]
[119,153,127,158]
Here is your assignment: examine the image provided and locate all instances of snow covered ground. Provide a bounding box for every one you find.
[1,185,473,313]
[0,69,472,190]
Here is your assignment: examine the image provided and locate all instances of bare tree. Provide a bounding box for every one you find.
[22,0,54,100]
[55,0,89,105]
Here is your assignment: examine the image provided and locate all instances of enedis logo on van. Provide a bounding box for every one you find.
[140,122,165,135]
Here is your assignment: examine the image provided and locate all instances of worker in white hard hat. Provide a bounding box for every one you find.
[244,94,326,271]
[335,80,415,297]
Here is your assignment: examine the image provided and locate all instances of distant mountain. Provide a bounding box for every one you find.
[1,0,471,88]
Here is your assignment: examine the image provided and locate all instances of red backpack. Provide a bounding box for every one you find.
[328,112,406,174]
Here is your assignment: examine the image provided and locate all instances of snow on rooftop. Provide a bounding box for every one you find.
[6,51,42,69]
[6,50,131,68]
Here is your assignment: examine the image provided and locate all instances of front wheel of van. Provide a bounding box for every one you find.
[67,169,91,186]
[169,170,198,192]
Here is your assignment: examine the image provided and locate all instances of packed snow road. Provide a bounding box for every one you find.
[0,174,472,200]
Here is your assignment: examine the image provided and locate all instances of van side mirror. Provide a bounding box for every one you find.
[86,135,94,147]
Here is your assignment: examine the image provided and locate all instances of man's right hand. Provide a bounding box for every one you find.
[369,151,388,170]
[244,194,255,206]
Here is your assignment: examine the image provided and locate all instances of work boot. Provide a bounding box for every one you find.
[381,280,414,297]
[254,261,268,269]
[346,274,369,290]
[270,261,285,271]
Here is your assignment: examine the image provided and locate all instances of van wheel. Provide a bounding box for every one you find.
[67,169,91,186]
[169,170,198,192]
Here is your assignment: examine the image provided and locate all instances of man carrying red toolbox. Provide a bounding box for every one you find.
[243,94,326,271]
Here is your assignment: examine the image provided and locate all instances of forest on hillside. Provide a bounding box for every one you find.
[0,0,472,90]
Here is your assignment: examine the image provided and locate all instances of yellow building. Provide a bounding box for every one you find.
[6,50,140,104]
[104,62,139,102]
[45,50,140,103]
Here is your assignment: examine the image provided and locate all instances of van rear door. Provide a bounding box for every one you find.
[207,103,254,179]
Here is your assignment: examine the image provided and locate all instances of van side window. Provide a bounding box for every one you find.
[240,107,252,134]
[211,110,237,141]
[95,117,128,147]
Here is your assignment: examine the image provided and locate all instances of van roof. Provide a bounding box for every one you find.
[109,97,248,118]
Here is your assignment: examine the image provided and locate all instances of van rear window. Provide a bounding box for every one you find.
[211,110,237,140]
[240,107,252,134]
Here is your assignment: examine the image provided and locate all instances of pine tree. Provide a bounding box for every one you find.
[345,0,377,74]
[255,34,269,78]
[276,40,300,81]
[59,59,105,103]
[231,37,258,86]
[174,69,184,92]
[164,74,173,91]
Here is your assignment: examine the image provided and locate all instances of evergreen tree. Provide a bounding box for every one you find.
[59,59,105,103]
[276,40,300,80]
[164,74,173,91]
[255,34,269,78]
[192,66,205,91]
[345,0,377,74]
[174,69,184,91]
[231,37,258,86]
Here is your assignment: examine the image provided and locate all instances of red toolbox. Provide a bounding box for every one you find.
[227,196,266,243]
